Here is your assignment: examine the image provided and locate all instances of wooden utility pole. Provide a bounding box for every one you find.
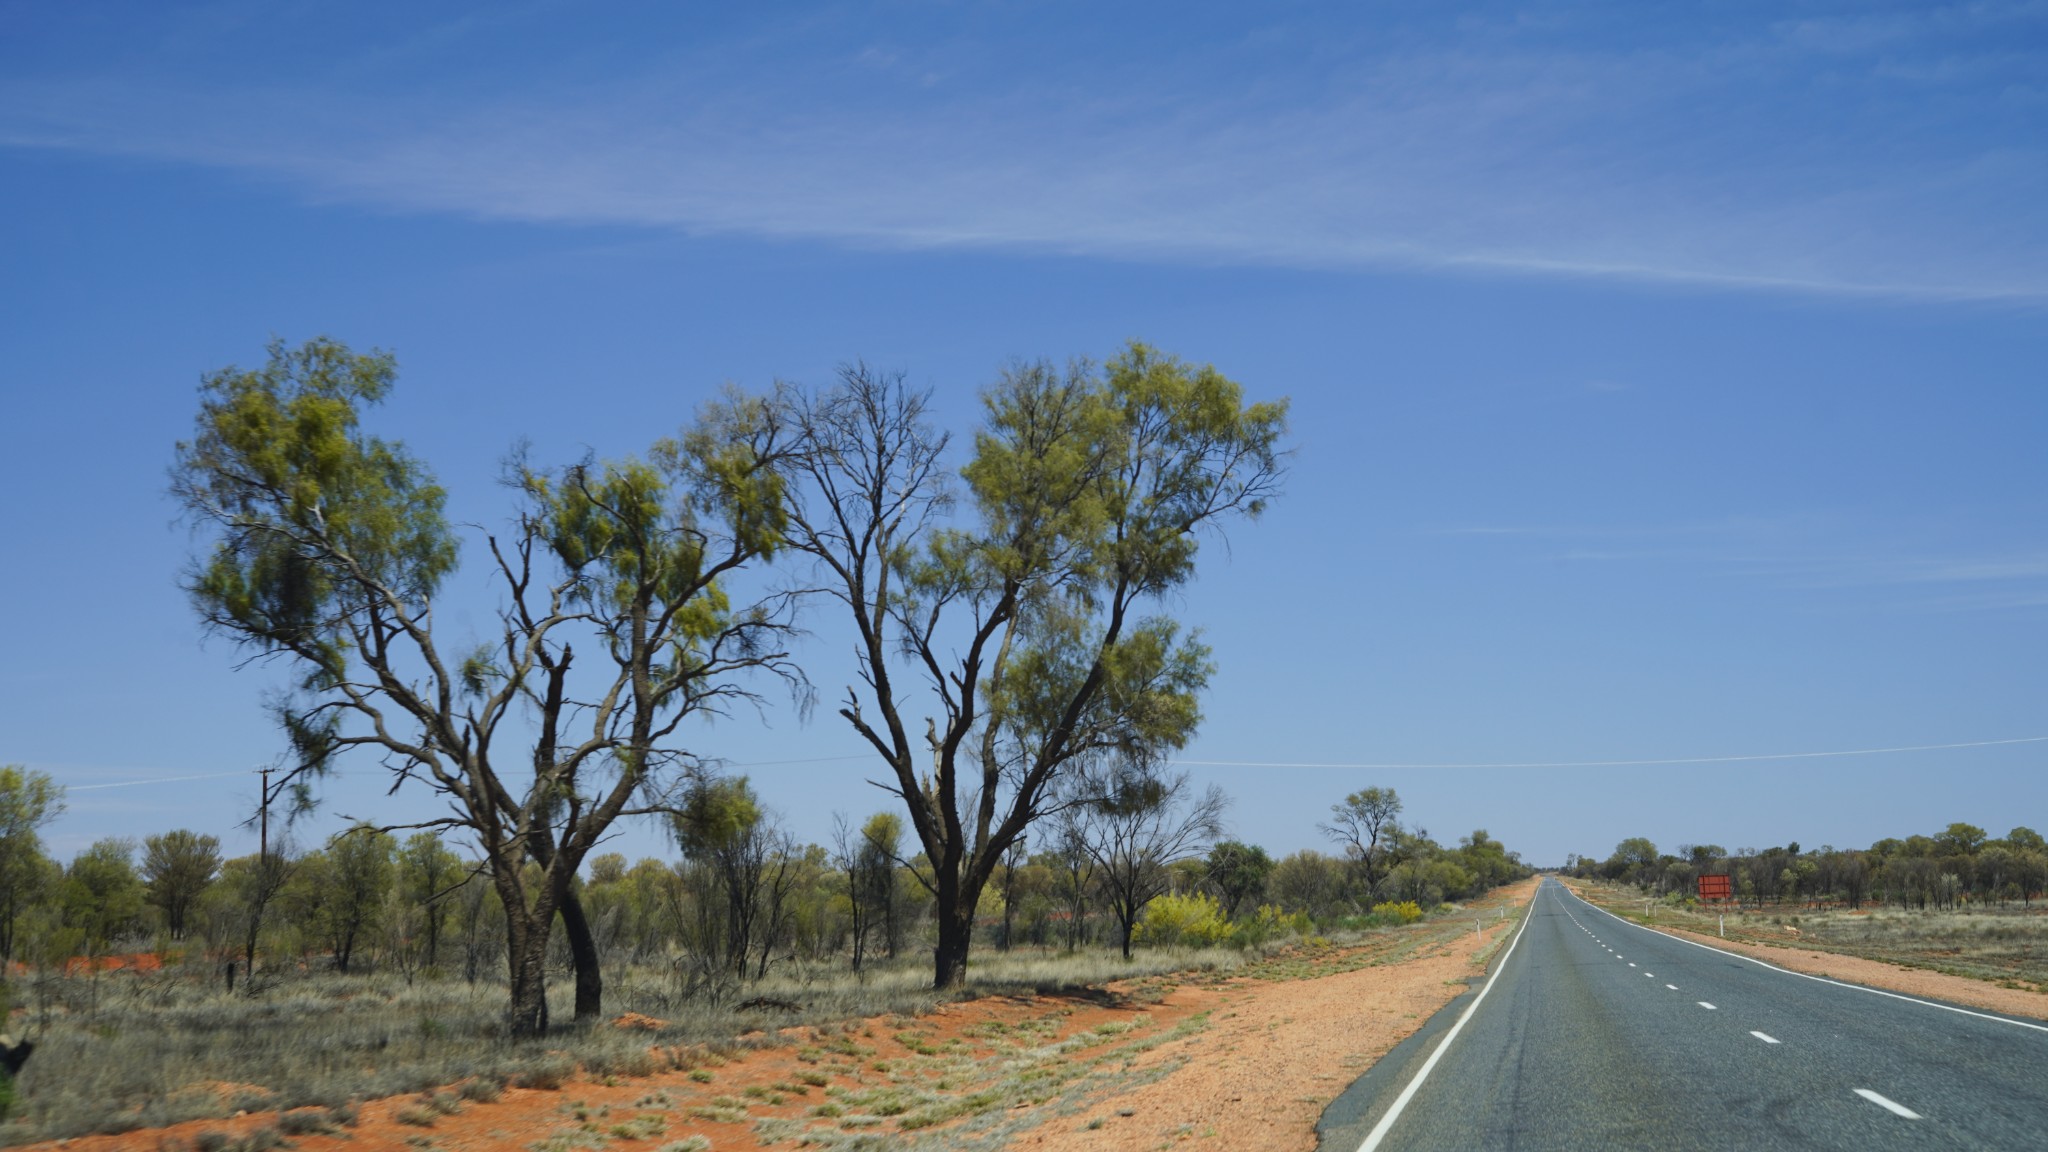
[256,764,277,859]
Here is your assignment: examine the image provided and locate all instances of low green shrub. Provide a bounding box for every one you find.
[1136,893,1230,948]
[1228,905,1313,947]
[1371,900,1426,925]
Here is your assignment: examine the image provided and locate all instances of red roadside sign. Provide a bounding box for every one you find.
[1697,874,1734,901]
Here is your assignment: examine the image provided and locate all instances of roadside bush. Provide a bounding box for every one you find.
[1135,893,1230,948]
[1226,905,1312,948]
[1370,901,1425,925]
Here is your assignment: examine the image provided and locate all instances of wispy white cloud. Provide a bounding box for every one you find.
[1437,516,2048,608]
[2,4,2043,298]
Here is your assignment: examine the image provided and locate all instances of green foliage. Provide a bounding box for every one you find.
[671,777,763,862]
[174,339,807,1034]
[1606,837,1659,882]
[303,826,397,971]
[1230,904,1314,946]
[394,832,463,968]
[174,337,457,685]
[786,346,1286,986]
[1204,841,1273,918]
[0,765,64,964]
[1369,900,1425,925]
[1937,823,1989,856]
[1323,787,1404,901]
[1135,892,1230,948]
[62,839,146,952]
[142,830,222,940]
[860,812,902,858]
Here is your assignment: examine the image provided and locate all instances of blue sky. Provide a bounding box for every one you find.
[3,1,2044,869]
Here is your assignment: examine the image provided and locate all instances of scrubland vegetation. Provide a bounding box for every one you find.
[0,767,1529,1142]
[1569,822,2048,910]
[1570,822,2048,991]
[2,341,1539,1139]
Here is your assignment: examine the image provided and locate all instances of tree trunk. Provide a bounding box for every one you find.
[558,887,602,1021]
[499,861,560,1039]
[934,903,974,989]
[506,923,551,1038]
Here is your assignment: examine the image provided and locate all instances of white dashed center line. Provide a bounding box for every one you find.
[1750,1031,1780,1044]
[1854,1089,1921,1119]
[1697,1002,1717,1010]
[1665,984,1678,990]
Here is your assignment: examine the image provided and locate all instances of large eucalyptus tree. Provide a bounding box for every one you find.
[780,343,1286,987]
[173,339,797,1035]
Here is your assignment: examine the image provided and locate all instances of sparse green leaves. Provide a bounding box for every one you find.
[994,608,1211,771]
[953,343,1287,611]
[537,458,692,609]
[967,343,1275,786]
[671,775,764,862]
[173,337,456,662]
[0,765,64,964]
[784,342,1286,988]
[175,340,803,1034]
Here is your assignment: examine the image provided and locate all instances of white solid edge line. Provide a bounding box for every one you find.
[1564,886,2048,1035]
[1355,881,1540,1152]
[1750,1031,1781,1044]
[1854,1088,1922,1119]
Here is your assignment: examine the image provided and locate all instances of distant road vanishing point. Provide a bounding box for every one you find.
[1318,877,2048,1151]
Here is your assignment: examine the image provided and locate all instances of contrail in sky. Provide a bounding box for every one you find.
[68,770,254,792]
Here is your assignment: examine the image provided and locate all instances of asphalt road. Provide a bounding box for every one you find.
[1317,877,2048,1151]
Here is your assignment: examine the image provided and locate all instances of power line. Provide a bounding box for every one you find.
[56,735,2046,791]
[1170,736,2048,771]
[59,756,879,793]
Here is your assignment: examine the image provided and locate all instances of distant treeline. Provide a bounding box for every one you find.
[1566,823,2048,910]
[1,770,1530,985]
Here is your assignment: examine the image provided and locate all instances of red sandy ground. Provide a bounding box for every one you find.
[29,877,2042,1152]
[1014,882,1540,1152]
[8,881,1540,1152]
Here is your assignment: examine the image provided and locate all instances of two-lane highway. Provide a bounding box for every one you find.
[1318,877,2048,1150]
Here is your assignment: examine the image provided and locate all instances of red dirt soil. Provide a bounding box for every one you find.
[12,882,1543,1152]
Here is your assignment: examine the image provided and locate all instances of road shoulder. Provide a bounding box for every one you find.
[1012,877,1539,1152]
[1561,880,2048,1024]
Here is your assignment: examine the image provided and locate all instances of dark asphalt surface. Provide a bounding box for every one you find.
[1318,877,2048,1151]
